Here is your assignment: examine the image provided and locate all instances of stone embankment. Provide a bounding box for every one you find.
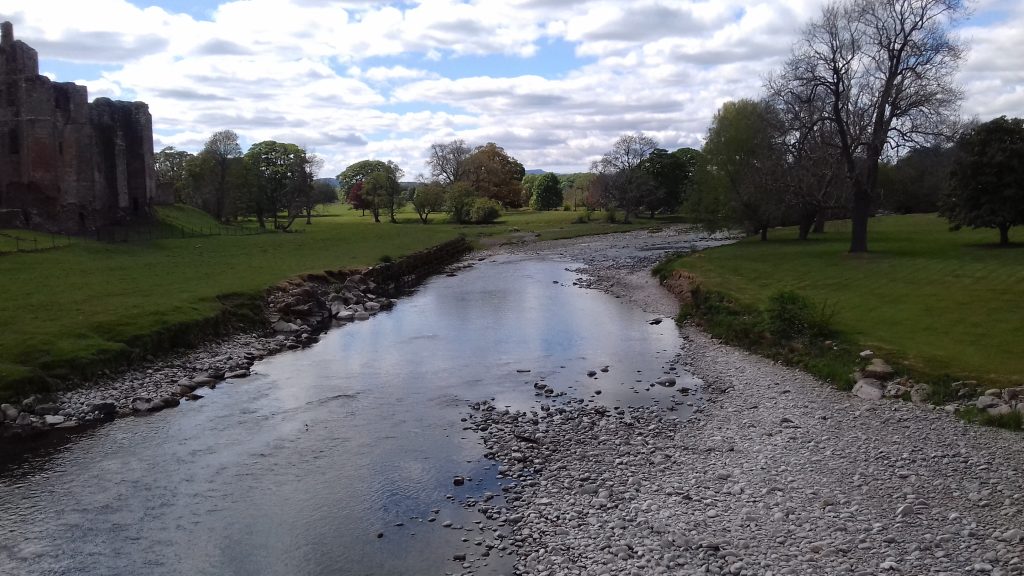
[463,227,1024,576]
[0,238,471,441]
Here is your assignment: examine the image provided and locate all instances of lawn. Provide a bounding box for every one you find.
[0,203,658,400]
[659,214,1024,386]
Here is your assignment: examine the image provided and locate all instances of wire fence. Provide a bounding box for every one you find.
[0,220,293,253]
[94,221,274,243]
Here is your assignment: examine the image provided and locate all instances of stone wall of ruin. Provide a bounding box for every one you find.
[0,21,161,233]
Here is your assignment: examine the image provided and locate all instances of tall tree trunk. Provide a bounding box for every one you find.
[813,210,826,234]
[999,223,1010,245]
[847,178,872,252]
[760,225,769,241]
[798,216,813,240]
[305,206,312,225]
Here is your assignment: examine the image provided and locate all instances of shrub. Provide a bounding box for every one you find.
[468,198,501,224]
[764,290,833,341]
[563,204,572,211]
[605,208,619,223]
[378,254,394,263]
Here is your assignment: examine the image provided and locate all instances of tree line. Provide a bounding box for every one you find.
[684,0,1024,248]
[155,130,336,230]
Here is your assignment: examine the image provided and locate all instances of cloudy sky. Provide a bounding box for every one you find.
[3,0,1022,178]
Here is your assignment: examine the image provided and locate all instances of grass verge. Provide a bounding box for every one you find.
[656,214,1024,389]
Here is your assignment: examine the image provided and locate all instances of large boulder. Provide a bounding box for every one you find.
[272,320,301,332]
[33,403,62,416]
[1,403,20,421]
[852,378,885,401]
[976,395,1002,410]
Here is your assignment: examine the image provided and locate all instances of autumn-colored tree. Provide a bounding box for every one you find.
[460,143,526,208]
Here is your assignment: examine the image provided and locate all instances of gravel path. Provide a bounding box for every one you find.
[474,227,1024,576]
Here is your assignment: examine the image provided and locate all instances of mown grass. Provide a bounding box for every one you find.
[0,203,662,400]
[0,229,74,253]
[657,214,1024,388]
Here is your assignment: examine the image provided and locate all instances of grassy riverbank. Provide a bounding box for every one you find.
[0,204,662,401]
[656,214,1024,388]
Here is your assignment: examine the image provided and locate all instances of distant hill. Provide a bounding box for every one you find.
[314,178,337,188]
[525,169,548,175]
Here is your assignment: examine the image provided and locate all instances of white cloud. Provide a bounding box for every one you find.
[3,0,1020,177]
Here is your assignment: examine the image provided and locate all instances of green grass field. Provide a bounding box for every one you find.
[659,214,1024,387]
[0,203,658,400]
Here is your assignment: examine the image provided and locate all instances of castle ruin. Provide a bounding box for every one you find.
[0,21,167,233]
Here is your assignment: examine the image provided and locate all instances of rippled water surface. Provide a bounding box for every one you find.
[0,254,699,576]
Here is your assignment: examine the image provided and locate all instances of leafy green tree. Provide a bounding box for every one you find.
[521,173,541,207]
[698,99,786,240]
[530,172,562,211]
[642,148,696,217]
[468,198,501,224]
[243,140,312,230]
[941,116,1024,245]
[337,160,404,223]
[154,146,193,203]
[444,182,477,224]
[878,145,955,215]
[201,130,243,221]
[412,183,446,224]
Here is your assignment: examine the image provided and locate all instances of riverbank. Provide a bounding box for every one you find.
[0,238,471,445]
[477,228,1024,575]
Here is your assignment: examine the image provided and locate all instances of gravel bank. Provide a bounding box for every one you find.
[476,227,1024,576]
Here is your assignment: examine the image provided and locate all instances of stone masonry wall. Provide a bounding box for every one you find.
[0,21,161,233]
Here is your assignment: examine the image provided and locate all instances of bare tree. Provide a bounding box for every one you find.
[766,76,850,239]
[427,139,471,186]
[780,0,967,252]
[591,133,660,223]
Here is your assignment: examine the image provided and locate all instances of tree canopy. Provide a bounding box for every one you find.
[461,143,526,208]
[941,116,1024,245]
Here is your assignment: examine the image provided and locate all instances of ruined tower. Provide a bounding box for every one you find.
[0,21,162,233]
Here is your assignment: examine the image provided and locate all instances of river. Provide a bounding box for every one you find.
[0,237,710,576]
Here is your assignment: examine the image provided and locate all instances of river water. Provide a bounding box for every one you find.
[0,250,702,576]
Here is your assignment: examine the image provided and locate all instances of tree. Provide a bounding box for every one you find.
[412,183,446,224]
[530,173,562,211]
[592,133,660,222]
[243,140,313,230]
[560,173,595,212]
[461,143,526,208]
[154,146,193,203]
[200,130,243,221]
[444,182,477,224]
[780,0,967,252]
[877,145,954,214]
[940,116,1024,245]
[765,77,849,239]
[698,99,787,240]
[521,173,541,207]
[337,160,404,223]
[642,148,696,217]
[427,139,471,186]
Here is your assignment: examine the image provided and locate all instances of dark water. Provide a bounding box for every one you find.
[0,254,698,576]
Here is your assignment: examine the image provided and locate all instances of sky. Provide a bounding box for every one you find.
[3,0,1023,178]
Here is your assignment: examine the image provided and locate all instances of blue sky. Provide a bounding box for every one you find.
[3,0,1022,177]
